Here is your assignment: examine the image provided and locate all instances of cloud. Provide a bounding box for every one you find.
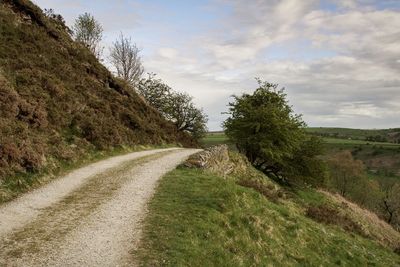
[32,0,400,130]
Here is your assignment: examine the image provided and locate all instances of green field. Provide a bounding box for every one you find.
[323,137,400,149]
[307,127,400,143]
[202,130,400,149]
[201,132,230,148]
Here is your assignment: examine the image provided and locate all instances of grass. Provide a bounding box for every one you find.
[136,167,400,266]
[307,127,400,141]
[323,137,400,148]
[201,132,230,148]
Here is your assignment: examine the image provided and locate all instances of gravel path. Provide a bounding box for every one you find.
[0,148,200,266]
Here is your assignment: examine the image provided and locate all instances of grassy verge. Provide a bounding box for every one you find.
[136,166,400,266]
[0,144,178,204]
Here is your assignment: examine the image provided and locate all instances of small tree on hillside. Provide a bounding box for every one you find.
[378,179,400,225]
[327,151,364,197]
[351,179,381,208]
[138,74,208,140]
[73,13,103,59]
[109,33,144,86]
[165,92,208,139]
[138,73,171,112]
[223,79,324,185]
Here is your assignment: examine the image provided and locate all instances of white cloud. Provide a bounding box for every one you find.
[32,0,400,130]
[157,48,178,59]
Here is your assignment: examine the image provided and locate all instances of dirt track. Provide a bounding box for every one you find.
[0,148,200,266]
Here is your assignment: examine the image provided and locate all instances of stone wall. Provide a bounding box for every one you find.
[185,145,235,177]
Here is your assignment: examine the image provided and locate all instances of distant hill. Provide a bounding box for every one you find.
[0,1,194,183]
[307,127,400,143]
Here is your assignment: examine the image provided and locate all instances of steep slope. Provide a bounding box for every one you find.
[0,1,194,189]
[136,146,400,266]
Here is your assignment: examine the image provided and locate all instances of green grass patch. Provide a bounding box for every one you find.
[295,189,329,206]
[136,167,400,266]
[323,137,400,147]
[307,127,400,141]
[201,132,230,148]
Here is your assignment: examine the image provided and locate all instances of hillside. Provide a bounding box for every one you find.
[0,0,194,199]
[307,127,400,143]
[136,146,400,266]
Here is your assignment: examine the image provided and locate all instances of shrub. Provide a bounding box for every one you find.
[306,205,365,236]
[237,179,282,203]
[223,79,325,186]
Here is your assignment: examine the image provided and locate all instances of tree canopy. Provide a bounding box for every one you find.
[109,33,144,86]
[138,74,208,140]
[73,13,103,59]
[223,79,325,185]
[326,150,364,197]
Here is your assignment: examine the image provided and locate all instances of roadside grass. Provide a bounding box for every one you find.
[0,144,178,204]
[136,167,400,266]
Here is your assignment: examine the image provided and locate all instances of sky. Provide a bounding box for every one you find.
[33,0,400,130]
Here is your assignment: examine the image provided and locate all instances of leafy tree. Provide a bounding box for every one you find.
[73,13,103,59]
[138,73,171,111]
[138,74,208,140]
[165,92,208,140]
[109,33,144,86]
[284,135,327,186]
[223,79,324,185]
[351,179,381,209]
[378,178,400,225]
[326,151,364,197]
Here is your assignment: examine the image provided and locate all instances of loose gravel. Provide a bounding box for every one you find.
[0,148,200,266]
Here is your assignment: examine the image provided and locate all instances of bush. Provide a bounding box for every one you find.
[223,79,325,186]
[306,205,365,236]
[237,179,282,203]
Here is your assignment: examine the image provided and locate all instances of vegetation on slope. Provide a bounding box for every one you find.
[203,130,400,231]
[136,154,400,266]
[0,0,194,199]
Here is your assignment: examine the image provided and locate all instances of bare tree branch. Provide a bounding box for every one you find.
[109,33,144,86]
